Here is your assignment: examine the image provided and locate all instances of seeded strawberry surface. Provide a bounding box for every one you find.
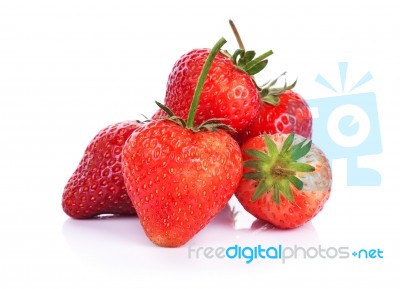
[122,120,242,247]
[236,134,331,229]
[62,121,142,219]
[238,90,312,143]
[160,49,261,133]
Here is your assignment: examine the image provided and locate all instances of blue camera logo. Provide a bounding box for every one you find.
[308,62,382,186]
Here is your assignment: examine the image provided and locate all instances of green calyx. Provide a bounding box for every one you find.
[228,20,296,106]
[226,20,273,76]
[243,133,315,204]
[155,101,234,133]
[259,72,297,106]
[229,48,273,76]
[155,37,234,133]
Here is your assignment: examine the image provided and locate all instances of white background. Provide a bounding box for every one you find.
[1,0,399,288]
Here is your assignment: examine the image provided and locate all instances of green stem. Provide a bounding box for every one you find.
[243,50,273,71]
[186,37,227,128]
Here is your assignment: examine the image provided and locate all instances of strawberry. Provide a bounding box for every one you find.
[226,21,312,143]
[236,133,332,229]
[62,121,142,219]
[122,38,243,247]
[154,41,273,134]
[122,120,242,247]
[237,83,313,144]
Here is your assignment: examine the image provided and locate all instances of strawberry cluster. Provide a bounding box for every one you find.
[62,21,332,247]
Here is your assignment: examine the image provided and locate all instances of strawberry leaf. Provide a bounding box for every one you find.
[169,116,187,128]
[232,49,244,65]
[259,73,297,106]
[156,101,175,117]
[288,175,303,190]
[243,159,263,170]
[252,179,273,201]
[266,72,286,88]
[247,60,268,76]
[261,93,280,106]
[264,135,279,156]
[288,163,315,172]
[243,133,317,206]
[244,149,271,162]
[243,172,264,180]
[279,180,294,202]
[288,139,306,153]
[273,185,280,204]
[244,50,256,63]
[291,140,312,161]
[243,50,273,71]
[281,132,295,153]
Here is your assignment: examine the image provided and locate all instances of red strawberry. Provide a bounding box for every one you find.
[225,21,312,143]
[122,120,242,247]
[237,84,313,144]
[122,38,243,247]
[154,46,273,134]
[62,121,142,219]
[236,133,331,229]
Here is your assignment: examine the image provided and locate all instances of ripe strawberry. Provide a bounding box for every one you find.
[236,133,332,229]
[122,120,242,247]
[237,82,313,144]
[225,21,312,143]
[122,38,243,247]
[62,121,142,219]
[154,46,273,134]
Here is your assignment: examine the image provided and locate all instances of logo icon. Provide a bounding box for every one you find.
[308,62,382,186]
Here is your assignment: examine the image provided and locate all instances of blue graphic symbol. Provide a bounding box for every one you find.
[308,62,382,186]
[339,115,359,136]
